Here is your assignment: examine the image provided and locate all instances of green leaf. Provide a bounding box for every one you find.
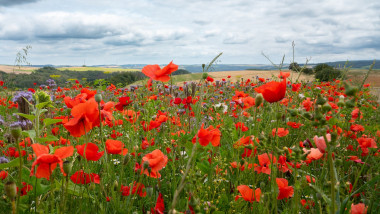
[0,158,21,170]
[36,135,59,143]
[16,113,35,121]
[21,168,50,196]
[54,180,90,198]
[36,101,54,109]
[22,130,36,138]
[43,118,62,126]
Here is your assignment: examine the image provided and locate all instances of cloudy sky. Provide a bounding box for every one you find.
[0,0,379,65]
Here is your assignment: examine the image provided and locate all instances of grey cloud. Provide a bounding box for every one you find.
[0,0,40,6]
[223,34,251,44]
[104,36,145,46]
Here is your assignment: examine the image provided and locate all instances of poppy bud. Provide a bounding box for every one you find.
[288,109,298,117]
[315,112,323,120]
[316,95,326,105]
[113,180,118,191]
[344,82,358,97]
[345,99,355,108]
[255,93,264,107]
[63,161,73,176]
[202,73,208,80]
[10,125,22,140]
[337,100,345,107]
[95,94,102,103]
[331,132,338,142]
[302,112,312,120]
[4,181,17,200]
[322,103,332,113]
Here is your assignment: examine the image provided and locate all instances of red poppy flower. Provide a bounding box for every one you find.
[350,124,364,132]
[141,149,168,178]
[106,139,128,155]
[254,153,276,175]
[64,93,87,108]
[195,124,221,147]
[350,203,367,214]
[142,61,178,82]
[151,193,165,214]
[305,148,323,163]
[313,134,331,153]
[206,76,214,82]
[254,78,286,103]
[30,144,74,180]
[235,122,249,132]
[115,96,132,111]
[272,128,289,137]
[18,182,33,196]
[235,185,261,202]
[278,71,290,79]
[287,121,303,129]
[76,143,104,161]
[120,182,147,197]
[70,170,100,184]
[0,171,8,180]
[64,98,99,137]
[292,83,302,92]
[276,178,294,200]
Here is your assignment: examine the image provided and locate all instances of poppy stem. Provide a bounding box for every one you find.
[169,141,197,214]
[15,135,22,213]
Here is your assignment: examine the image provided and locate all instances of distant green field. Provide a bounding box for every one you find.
[57,67,140,72]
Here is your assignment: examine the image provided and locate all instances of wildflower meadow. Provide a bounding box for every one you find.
[0,61,379,214]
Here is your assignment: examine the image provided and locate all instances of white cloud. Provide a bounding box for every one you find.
[0,0,379,65]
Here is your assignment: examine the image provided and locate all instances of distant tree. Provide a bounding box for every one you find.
[172,69,191,75]
[313,63,332,73]
[314,63,342,82]
[289,62,301,72]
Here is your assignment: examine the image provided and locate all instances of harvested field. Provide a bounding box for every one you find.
[0,65,37,73]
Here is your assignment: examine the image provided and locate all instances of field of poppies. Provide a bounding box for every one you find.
[0,61,379,214]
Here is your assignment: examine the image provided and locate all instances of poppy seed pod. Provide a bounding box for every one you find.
[202,72,209,80]
[63,160,73,176]
[5,181,17,200]
[255,93,264,107]
[95,94,102,103]
[10,125,22,140]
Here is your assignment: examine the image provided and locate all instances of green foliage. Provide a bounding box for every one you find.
[288,62,300,71]
[314,63,343,81]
